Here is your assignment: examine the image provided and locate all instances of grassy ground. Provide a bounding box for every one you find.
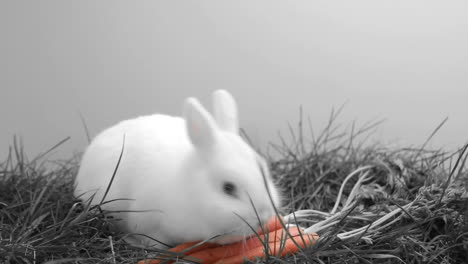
[1,117,467,264]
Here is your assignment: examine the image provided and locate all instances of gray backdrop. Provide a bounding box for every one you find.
[1,1,467,160]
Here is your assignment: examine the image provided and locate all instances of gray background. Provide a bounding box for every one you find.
[1,1,467,161]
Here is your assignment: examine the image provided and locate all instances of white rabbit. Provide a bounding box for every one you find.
[74,90,281,248]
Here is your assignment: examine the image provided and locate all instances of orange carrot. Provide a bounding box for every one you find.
[212,233,319,264]
[168,241,218,255]
[185,227,313,264]
[263,226,303,242]
[170,241,216,253]
[185,236,263,264]
[257,215,284,235]
[137,215,319,264]
[137,260,159,264]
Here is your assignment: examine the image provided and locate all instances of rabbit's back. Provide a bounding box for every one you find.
[74,114,189,209]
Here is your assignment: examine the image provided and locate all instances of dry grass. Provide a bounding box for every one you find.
[1,114,467,264]
[268,112,468,264]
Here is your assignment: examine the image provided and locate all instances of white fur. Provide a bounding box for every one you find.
[74,90,281,248]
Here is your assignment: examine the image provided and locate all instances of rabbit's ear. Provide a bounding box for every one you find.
[184,97,218,149]
[212,90,239,133]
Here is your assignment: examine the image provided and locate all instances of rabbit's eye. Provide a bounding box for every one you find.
[223,182,237,197]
